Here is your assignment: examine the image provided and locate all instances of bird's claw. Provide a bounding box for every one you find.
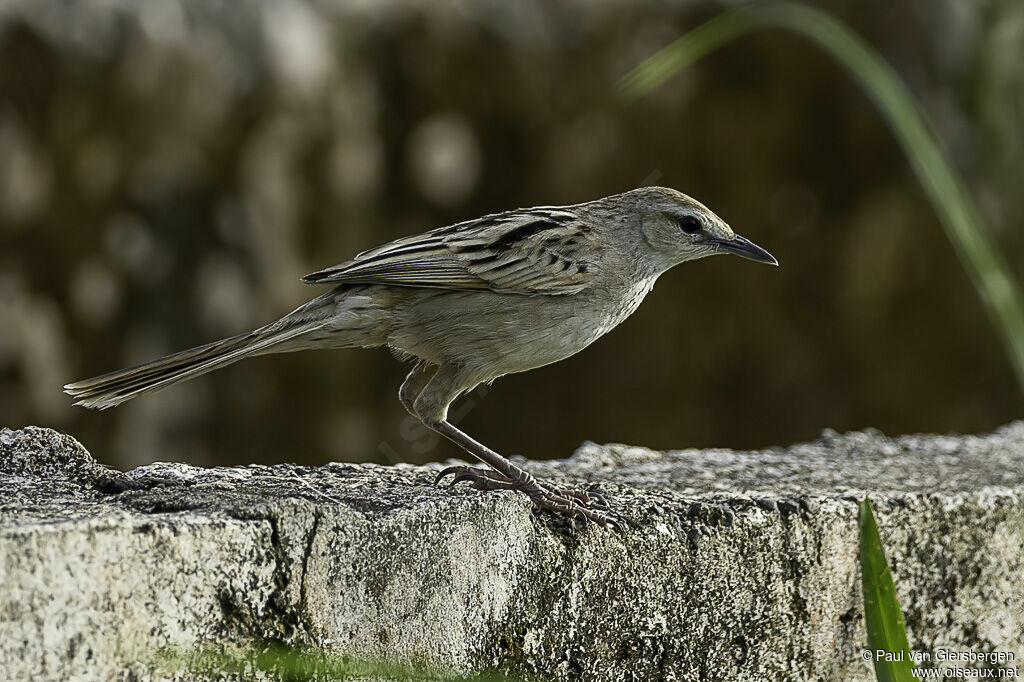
[432,465,623,530]
[434,465,515,491]
[433,465,461,485]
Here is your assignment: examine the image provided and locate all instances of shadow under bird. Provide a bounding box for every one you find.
[65,186,777,528]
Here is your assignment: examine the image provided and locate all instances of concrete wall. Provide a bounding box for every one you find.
[2,425,1023,680]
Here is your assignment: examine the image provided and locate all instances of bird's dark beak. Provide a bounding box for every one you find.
[713,234,778,266]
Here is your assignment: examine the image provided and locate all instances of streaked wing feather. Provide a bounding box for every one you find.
[302,208,600,295]
[446,210,599,295]
[302,233,487,289]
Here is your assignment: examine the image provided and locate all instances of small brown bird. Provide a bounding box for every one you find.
[66,187,777,528]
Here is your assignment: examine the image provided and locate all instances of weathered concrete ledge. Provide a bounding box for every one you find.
[2,425,1023,681]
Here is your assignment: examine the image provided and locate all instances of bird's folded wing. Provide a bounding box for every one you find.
[301,209,602,295]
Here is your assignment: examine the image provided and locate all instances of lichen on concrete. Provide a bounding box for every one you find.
[2,424,1023,681]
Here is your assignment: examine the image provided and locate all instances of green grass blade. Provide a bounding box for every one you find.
[859,498,919,682]
[620,0,1024,392]
[152,642,518,681]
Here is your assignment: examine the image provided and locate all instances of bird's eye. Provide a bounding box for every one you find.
[678,216,702,235]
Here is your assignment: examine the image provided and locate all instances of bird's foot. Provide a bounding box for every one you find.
[434,465,621,530]
[435,465,607,506]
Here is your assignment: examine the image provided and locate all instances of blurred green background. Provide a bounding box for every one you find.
[1,0,1021,470]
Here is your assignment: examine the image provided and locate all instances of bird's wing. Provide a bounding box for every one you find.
[302,229,486,290]
[302,208,602,295]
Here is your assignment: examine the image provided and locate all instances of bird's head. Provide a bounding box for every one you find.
[627,186,777,271]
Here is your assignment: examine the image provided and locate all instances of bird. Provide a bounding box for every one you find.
[65,186,777,528]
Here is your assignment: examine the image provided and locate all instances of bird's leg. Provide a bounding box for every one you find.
[430,420,616,525]
[402,362,513,489]
[402,363,618,527]
[402,364,520,492]
[398,361,437,416]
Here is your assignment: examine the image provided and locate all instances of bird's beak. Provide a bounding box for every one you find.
[713,234,778,266]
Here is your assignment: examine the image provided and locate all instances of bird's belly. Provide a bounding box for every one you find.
[390,278,655,378]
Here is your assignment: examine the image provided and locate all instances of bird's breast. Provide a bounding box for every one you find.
[595,276,657,336]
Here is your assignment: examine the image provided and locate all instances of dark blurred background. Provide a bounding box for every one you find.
[1,0,1021,470]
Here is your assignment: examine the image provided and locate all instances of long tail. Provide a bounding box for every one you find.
[64,319,323,410]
